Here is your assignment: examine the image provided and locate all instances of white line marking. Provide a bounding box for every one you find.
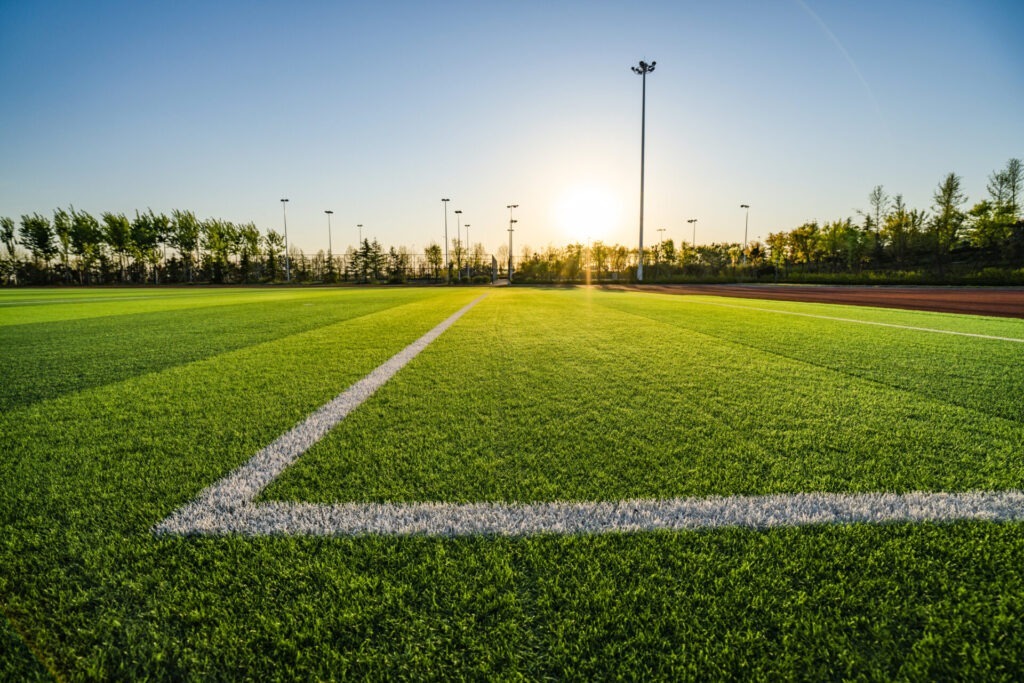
[154,294,485,536]
[685,299,1024,343]
[155,290,1024,538]
[160,490,1024,537]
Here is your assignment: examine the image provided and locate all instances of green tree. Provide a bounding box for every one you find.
[202,218,234,283]
[929,172,967,277]
[131,210,162,283]
[424,242,442,280]
[1,216,17,284]
[170,210,201,282]
[101,212,132,282]
[238,222,261,282]
[53,207,73,280]
[19,213,57,272]
[865,185,889,263]
[69,208,103,284]
[263,229,285,281]
[789,221,820,266]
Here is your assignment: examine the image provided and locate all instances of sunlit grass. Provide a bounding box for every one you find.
[265,288,1024,503]
[2,286,1024,679]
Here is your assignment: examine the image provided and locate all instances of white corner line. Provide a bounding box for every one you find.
[154,294,486,536]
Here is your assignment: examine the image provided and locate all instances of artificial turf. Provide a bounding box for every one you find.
[2,286,1023,680]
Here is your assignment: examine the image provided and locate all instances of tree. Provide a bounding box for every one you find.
[238,223,261,282]
[865,185,890,263]
[53,207,73,280]
[1,216,17,285]
[19,213,57,272]
[131,210,162,283]
[202,218,234,283]
[881,194,916,266]
[69,208,103,284]
[101,212,132,282]
[170,210,201,282]
[991,158,1022,220]
[263,229,285,281]
[591,241,609,280]
[424,242,442,280]
[930,172,967,276]
[789,221,820,266]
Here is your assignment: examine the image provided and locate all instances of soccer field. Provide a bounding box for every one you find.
[2,286,1024,679]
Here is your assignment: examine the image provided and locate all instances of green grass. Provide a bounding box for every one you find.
[2,286,1024,679]
[264,288,1024,503]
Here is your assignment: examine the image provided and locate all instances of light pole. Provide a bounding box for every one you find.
[357,223,363,245]
[631,59,656,282]
[454,209,463,280]
[280,198,290,282]
[688,218,697,250]
[740,204,750,263]
[325,210,333,280]
[506,204,518,282]
[464,223,471,280]
[441,198,450,284]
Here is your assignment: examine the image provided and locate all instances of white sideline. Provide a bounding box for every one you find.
[687,299,1024,343]
[159,490,1024,537]
[155,291,1024,538]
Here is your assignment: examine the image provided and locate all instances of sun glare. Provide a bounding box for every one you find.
[552,184,624,244]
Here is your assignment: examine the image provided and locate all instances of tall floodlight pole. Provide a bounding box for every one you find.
[631,59,656,282]
[325,210,333,254]
[740,204,750,263]
[454,210,463,280]
[464,223,471,280]
[357,223,363,245]
[280,198,290,282]
[441,198,450,284]
[688,218,697,249]
[506,204,518,283]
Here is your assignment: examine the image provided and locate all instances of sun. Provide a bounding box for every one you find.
[552,184,624,244]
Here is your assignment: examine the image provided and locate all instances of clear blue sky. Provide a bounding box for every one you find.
[2,0,1021,255]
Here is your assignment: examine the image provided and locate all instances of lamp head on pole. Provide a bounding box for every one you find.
[631,60,656,75]
[740,204,749,209]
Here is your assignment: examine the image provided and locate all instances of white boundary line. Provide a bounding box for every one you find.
[684,299,1024,343]
[155,291,1024,538]
[159,490,1024,537]
[155,294,486,536]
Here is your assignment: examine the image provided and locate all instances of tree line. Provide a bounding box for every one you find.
[2,160,1021,286]
[513,160,1024,285]
[0,207,482,285]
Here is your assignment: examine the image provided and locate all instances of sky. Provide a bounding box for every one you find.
[1,0,1022,256]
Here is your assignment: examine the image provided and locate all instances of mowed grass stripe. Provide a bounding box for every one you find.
[597,291,1024,424]
[264,288,1024,505]
[0,287,309,326]
[0,289,480,538]
[0,288,447,411]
